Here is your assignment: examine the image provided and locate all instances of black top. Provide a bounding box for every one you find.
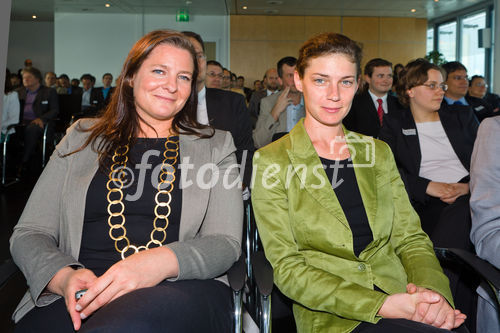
[320,157,373,257]
[79,137,182,276]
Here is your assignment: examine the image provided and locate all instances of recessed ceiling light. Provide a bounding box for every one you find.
[242,6,248,9]
[410,8,416,13]
[186,0,192,5]
[32,15,37,19]
[105,3,111,7]
[434,0,439,2]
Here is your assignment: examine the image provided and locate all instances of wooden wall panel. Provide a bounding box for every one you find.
[343,17,380,42]
[230,15,427,87]
[304,16,342,39]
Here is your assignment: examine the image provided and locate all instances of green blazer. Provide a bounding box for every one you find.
[251,119,453,333]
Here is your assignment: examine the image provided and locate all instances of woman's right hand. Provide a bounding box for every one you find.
[46,266,97,331]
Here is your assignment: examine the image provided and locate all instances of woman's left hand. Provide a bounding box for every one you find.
[75,246,179,319]
[406,283,466,330]
[439,183,469,204]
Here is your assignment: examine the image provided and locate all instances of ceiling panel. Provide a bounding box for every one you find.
[10,0,490,22]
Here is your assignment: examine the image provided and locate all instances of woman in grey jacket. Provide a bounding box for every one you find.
[10,30,242,332]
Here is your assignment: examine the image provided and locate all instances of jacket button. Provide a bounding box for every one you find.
[358,263,366,271]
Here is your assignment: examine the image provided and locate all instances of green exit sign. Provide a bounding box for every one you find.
[176,9,189,22]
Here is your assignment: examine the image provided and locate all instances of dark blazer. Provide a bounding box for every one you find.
[379,104,478,205]
[18,86,59,124]
[344,90,400,138]
[464,95,496,122]
[206,88,255,185]
[248,89,267,128]
[98,86,115,108]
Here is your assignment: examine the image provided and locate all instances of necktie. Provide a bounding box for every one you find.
[377,98,383,125]
[453,100,463,105]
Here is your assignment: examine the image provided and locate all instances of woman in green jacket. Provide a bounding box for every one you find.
[251,32,466,333]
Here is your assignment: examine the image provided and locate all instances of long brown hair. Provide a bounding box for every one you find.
[69,29,212,169]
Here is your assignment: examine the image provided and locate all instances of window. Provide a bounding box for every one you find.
[427,28,434,53]
[461,11,486,76]
[438,21,457,62]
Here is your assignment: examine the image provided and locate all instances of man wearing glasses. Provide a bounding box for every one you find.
[205,60,224,89]
[441,61,494,122]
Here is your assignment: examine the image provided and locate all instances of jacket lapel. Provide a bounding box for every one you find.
[178,132,211,241]
[286,121,350,229]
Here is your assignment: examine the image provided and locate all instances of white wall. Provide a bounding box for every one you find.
[1,0,13,131]
[7,20,54,75]
[54,12,229,84]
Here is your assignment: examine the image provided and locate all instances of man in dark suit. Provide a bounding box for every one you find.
[17,67,59,171]
[442,61,494,122]
[183,31,254,186]
[98,73,115,109]
[80,73,104,117]
[344,58,399,138]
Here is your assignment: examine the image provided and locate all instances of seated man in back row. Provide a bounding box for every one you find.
[343,58,400,138]
[253,56,304,148]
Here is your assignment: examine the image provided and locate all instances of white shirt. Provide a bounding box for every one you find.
[2,91,20,135]
[416,121,469,183]
[197,86,209,125]
[368,90,388,114]
[266,89,277,96]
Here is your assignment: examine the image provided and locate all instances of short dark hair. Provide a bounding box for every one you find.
[296,33,362,79]
[396,58,445,107]
[58,74,69,81]
[103,73,113,79]
[469,75,484,87]
[206,60,223,70]
[277,56,297,78]
[441,61,467,77]
[364,58,393,77]
[238,76,244,80]
[182,31,205,52]
[22,67,43,83]
[80,73,93,81]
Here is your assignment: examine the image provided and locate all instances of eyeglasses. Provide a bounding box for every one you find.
[451,75,469,81]
[207,72,223,79]
[473,82,488,88]
[420,83,448,91]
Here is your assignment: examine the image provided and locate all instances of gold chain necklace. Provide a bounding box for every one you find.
[106,137,179,259]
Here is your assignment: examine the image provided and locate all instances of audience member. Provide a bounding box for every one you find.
[2,70,21,142]
[253,56,304,148]
[71,78,80,89]
[182,31,254,185]
[23,59,33,68]
[469,115,500,333]
[9,73,22,90]
[442,61,494,122]
[380,59,476,249]
[252,33,466,333]
[468,75,500,112]
[253,80,263,92]
[237,75,252,102]
[79,74,103,116]
[205,60,223,89]
[344,58,399,138]
[17,67,59,175]
[221,68,231,90]
[57,74,82,95]
[99,73,114,108]
[44,71,57,89]
[248,68,280,127]
[10,30,242,332]
[392,63,404,92]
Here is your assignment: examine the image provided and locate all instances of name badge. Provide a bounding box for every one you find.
[41,100,48,105]
[474,105,485,112]
[402,128,416,136]
[93,100,98,104]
